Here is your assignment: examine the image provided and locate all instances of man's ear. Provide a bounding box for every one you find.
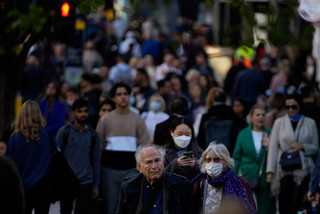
[137,163,143,173]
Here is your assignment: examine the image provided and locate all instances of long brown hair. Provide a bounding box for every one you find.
[12,100,46,142]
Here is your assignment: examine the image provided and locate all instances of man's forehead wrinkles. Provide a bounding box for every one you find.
[144,156,161,161]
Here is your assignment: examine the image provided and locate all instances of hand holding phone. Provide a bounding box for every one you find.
[178,151,195,167]
[183,151,193,158]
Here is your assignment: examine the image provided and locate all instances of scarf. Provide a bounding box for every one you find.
[289,113,302,122]
[192,168,256,214]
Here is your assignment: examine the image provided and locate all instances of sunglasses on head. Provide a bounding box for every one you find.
[285,105,298,110]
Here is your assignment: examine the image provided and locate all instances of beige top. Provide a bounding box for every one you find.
[96,110,150,151]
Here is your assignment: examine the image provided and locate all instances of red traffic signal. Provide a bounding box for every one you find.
[61,2,70,17]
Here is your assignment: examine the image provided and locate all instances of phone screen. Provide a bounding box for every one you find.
[183,151,193,158]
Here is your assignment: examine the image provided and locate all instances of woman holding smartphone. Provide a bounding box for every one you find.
[164,117,203,180]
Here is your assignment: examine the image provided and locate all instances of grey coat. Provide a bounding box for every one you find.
[266,114,319,195]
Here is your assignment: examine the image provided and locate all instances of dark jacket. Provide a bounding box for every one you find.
[154,115,179,146]
[0,155,24,214]
[232,68,266,106]
[164,142,203,181]
[56,123,101,189]
[197,104,235,149]
[117,173,194,214]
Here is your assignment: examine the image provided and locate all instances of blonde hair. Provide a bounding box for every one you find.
[249,104,266,117]
[199,142,234,173]
[205,87,222,107]
[12,100,46,142]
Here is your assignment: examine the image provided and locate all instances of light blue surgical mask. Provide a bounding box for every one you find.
[150,101,161,111]
[129,96,136,106]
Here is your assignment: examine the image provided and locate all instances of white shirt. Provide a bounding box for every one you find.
[252,130,263,157]
[141,111,169,141]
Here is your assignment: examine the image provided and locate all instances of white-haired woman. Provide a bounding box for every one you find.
[141,94,169,143]
[192,143,257,214]
[6,100,53,214]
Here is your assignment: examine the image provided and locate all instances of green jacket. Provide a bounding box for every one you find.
[232,124,270,188]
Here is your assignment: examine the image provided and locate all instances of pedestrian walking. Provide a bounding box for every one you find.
[96,82,150,214]
[6,100,53,214]
[56,98,101,214]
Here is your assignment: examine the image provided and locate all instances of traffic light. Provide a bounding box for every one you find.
[54,0,76,43]
[61,2,70,17]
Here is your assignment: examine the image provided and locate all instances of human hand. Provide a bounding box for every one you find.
[92,189,99,199]
[262,132,270,148]
[290,142,304,152]
[307,191,316,202]
[266,173,273,183]
[177,156,194,167]
[189,156,196,167]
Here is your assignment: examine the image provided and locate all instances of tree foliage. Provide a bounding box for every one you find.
[0,0,105,139]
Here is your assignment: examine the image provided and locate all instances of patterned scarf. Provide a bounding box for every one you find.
[192,168,256,214]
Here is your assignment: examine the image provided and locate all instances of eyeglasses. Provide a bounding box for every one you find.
[205,157,222,163]
[285,105,298,110]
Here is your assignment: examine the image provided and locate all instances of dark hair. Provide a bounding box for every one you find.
[81,73,93,83]
[169,96,189,116]
[157,79,168,89]
[214,89,227,102]
[91,73,103,84]
[232,97,249,115]
[72,98,89,111]
[116,54,126,61]
[110,82,132,98]
[286,92,304,114]
[136,68,148,76]
[99,99,115,111]
[46,81,60,100]
[301,83,315,99]
[81,73,102,84]
[66,85,80,94]
[165,117,196,148]
[268,92,286,110]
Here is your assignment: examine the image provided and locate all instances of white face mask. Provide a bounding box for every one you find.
[171,134,191,149]
[205,162,223,178]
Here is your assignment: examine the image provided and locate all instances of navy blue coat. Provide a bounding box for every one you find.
[117,172,194,214]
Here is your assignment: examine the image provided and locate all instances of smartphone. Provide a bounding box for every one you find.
[183,151,193,158]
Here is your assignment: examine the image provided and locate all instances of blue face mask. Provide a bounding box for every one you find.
[150,101,161,111]
[129,97,136,106]
[289,113,302,122]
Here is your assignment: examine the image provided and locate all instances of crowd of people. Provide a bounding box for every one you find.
[2,13,320,214]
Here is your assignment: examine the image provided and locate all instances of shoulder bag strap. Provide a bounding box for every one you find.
[62,125,71,153]
[89,128,96,164]
[259,151,266,177]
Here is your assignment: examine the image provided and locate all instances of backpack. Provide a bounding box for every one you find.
[205,119,233,149]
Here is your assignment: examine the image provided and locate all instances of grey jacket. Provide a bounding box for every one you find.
[56,123,101,189]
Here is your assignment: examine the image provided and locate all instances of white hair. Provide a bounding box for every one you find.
[199,142,234,173]
[135,144,166,164]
